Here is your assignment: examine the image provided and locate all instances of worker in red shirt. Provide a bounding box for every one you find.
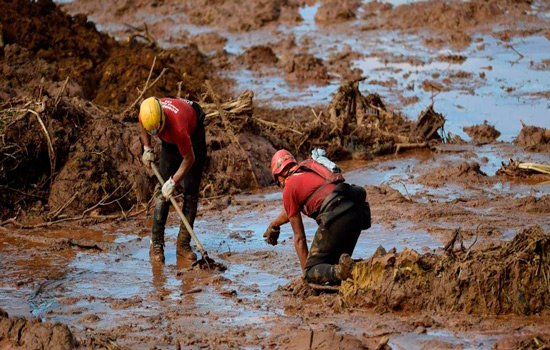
[139,97,206,263]
[264,150,371,284]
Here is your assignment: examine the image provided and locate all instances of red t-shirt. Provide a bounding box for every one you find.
[155,98,197,157]
[283,171,336,218]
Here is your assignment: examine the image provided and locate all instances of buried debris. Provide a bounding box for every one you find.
[497,158,550,177]
[261,80,445,160]
[339,226,550,315]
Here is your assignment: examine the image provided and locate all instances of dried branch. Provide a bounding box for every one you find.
[205,81,259,188]
[119,56,167,118]
[27,109,56,187]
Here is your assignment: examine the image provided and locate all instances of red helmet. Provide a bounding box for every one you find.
[271,149,297,181]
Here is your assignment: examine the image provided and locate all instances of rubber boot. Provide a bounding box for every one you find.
[334,253,354,281]
[150,190,169,264]
[176,195,198,261]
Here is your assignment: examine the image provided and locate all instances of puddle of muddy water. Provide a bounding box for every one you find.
[389,329,500,350]
[345,144,550,202]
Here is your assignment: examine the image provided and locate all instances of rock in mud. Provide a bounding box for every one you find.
[463,120,501,144]
[0,311,77,350]
[279,329,366,350]
[339,226,550,316]
[315,0,362,25]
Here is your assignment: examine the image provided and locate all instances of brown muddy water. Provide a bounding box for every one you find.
[2,145,549,349]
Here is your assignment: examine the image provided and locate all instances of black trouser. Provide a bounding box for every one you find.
[304,202,364,284]
[151,102,207,246]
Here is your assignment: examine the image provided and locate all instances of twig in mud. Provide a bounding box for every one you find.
[67,239,103,251]
[505,43,524,58]
[394,142,428,155]
[177,81,183,98]
[398,181,411,201]
[463,229,479,262]
[444,229,463,256]
[48,191,79,221]
[202,90,254,120]
[205,80,259,188]
[307,283,340,292]
[0,185,43,199]
[125,22,157,48]
[120,56,167,118]
[54,77,69,110]
[254,117,303,135]
[27,109,56,187]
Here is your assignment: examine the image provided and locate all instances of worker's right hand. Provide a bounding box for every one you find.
[142,146,155,167]
[263,224,280,246]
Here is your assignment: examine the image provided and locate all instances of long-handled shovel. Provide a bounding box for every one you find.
[150,163,216,269]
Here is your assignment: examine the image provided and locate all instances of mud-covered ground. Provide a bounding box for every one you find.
[1,0,550,349]
[2,145,550,349]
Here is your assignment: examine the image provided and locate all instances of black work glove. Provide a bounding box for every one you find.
[263,224,280,246]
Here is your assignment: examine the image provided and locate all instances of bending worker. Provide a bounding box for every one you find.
[139,97,206,263]
[264,150,371,284]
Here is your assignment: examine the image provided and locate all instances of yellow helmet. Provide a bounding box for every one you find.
[139,97,165,135]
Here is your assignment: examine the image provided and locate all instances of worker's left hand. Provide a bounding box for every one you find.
[162,177,176,200]
[263,224,280,246]
[142,146,155,167]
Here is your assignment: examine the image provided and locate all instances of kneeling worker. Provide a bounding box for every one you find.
[264,150,371,284]
[139,97,206,263]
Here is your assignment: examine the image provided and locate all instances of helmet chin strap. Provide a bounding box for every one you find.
[276,164,299,188]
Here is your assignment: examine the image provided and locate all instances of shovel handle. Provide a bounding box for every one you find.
[150,163,208,256]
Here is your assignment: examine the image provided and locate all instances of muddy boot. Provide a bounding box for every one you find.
[176,195,198,261]
[150,190,169,264]
[150,243,165,263]
[334,253,354,281]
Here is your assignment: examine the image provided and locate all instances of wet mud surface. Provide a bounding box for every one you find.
[2,145,550,349]
[1,0,550,349]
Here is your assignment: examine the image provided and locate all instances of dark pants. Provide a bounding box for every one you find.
[304,202,364,284]
[151,102,207,246]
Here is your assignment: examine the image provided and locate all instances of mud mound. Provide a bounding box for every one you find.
[282,52,330,86]
[182,0,301,32]
[340,226,550,316]
[515,124,550,151]
[362,0,539,48]
[190,32,228,54]
[416,160,487,187]
[236,45,279,69]
[463,120,501,144]
[0,0,212,111]
[512,195,550,214]
[279,329,366,350]
[315,0,362,25]
[0,94,151,220]
[0,308,76,349]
